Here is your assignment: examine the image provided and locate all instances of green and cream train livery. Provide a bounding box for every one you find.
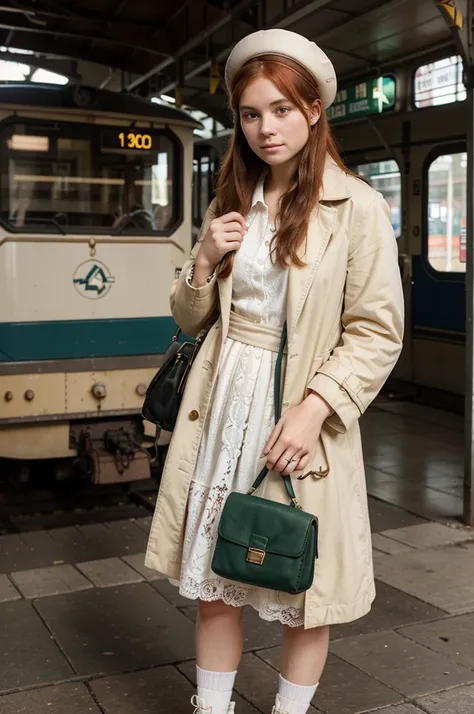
[0,83,200,483]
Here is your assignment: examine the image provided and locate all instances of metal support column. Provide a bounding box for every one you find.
[433,0,474,524]
[464,65,474,526]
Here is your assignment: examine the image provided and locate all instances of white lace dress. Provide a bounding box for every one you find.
[174,179,305,627]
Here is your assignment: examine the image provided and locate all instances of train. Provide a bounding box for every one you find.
[0,83,200,484]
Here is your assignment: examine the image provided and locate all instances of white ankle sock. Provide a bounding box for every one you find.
[274,674,319,714]
[196,665,237,713]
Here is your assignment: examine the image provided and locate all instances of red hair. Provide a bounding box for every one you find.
[215,54,350,278]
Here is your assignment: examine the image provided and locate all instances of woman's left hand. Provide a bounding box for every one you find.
[263,393,332,475]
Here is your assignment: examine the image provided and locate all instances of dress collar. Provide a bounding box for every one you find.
[250,172,267,209]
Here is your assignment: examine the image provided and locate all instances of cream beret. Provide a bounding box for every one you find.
[224,29,337,109]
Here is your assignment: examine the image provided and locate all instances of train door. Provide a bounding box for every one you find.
[409,142,466,394]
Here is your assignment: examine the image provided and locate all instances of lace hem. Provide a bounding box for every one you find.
[175,574,304,628]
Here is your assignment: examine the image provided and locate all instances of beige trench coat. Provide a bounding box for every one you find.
[145,158,404,629]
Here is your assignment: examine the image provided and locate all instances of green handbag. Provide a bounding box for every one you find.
[211,323,319,595]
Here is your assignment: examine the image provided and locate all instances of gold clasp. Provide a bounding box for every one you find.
[247,547,266,565]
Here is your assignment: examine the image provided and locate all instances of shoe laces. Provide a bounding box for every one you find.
[191,695,212,714]
[271,695,289,714]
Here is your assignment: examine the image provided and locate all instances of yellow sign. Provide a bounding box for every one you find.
[210,61,220,95]
[118,132,152,150]
[437,0,464,29]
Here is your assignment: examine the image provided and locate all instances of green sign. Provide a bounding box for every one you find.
[327,76,396,123]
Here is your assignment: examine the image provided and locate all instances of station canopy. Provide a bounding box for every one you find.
[0,0,461,129]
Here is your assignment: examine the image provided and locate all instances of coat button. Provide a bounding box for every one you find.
[189,409,200,421]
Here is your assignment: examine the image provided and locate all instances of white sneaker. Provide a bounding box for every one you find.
[271,694,289,714]
[191,695,235,714]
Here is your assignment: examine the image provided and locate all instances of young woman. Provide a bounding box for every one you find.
[145,28,404,714]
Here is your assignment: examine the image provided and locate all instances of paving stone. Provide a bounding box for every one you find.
[91,665,223,714]
[100,520,148,554]
[381,522,474,549]
[415,684,474,713]
[173,661,261,714]
[122,553,163,581]
[178,604,283,651]
[371,533,416,555]
[76,557,144,587]
[404,492,463,522]
[368,498,426,533]
[257,646,402,714]
[363,431,463,472]
[376,401,464,431]
[0,682,100,713]
[374,542,474,614]
[330,581,446,641]
[34,582,195,676]
[399,613,474,669]
[373,704,422,714]
[42,522,147,566]
[0,600,73,692]
[235,652,320,713]
[134,516,152,534]
[330,630,474,697]
[10,564,93,598]
[150,577,194,608]
[0,574,21,602]
[47,525,119,562]
[0,532,65,573]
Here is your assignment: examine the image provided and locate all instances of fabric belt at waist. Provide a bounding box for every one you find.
[227,310,287,353]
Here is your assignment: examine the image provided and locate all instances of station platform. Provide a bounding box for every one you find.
[0,402,473,714]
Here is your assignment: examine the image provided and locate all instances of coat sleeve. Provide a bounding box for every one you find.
[306,192,404,433]
[170,198,219,337]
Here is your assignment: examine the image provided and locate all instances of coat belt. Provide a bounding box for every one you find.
[227,310,287,353]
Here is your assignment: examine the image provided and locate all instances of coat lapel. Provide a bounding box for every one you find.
[286,158,352,339]
[287,204,337,335]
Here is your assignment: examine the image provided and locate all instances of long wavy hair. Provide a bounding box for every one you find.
[215,54,349,278]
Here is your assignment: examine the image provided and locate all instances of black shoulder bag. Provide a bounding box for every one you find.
[141,327,205,435]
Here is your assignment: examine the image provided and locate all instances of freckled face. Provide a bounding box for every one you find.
[239,76,318,167]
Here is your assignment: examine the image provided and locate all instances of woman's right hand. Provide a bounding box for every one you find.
[195,212,247,274]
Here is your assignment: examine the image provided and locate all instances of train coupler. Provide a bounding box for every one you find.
[74,427,151,485]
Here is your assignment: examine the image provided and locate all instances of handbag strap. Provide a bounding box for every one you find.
[247,322,301,509]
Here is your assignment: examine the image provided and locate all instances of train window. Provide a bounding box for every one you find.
[353,160,401,237]
[0,121,180,234]
[414,55,466,108]
[427,151,467,273]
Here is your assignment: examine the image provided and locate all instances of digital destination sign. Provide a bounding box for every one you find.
[101,130,154,151]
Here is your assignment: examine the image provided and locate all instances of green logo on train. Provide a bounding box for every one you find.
[73,260,115,299]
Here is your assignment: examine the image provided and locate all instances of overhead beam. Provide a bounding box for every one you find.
[271,0,338,29]
[335,38,454,86]
[0,34,148,75]
[0,15,171,57]
[155,0,340,96]
[0,52,82,80]
[154,0,407,102]
[310,0,413,46]
[126,0,258,91]
[0,4,158,34]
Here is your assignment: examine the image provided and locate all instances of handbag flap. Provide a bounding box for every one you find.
[218,492,316,558]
